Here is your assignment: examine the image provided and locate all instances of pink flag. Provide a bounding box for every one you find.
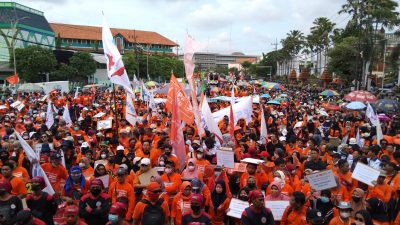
[228,87,235,143]
[170,85,186,170]
[102,15,133,94]
[184,34,204,137]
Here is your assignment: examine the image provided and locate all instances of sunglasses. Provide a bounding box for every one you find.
[151,189,162,193]
[355,217,364,222]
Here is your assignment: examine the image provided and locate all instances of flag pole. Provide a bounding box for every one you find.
[112,83,119,133]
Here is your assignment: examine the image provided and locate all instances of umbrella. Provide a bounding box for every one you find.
[267,100,281,105]
[378,113,391,122]
[145,81,158,87]
[270,83,285,91]
[17,83,43,93]
[375,99,400,114]
[260,93,271,98]
[320,90,340,97]
[344,90,377,103]
[345,101,366,110]
[323,103,341,111]
[134,87,140,93]
[274,97,288,102]
[278,94,288,98]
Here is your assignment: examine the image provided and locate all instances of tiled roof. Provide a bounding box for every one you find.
[50,23,177,46]
[0,8,54,33]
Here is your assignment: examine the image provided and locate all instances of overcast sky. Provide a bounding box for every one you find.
[14,0,351,55]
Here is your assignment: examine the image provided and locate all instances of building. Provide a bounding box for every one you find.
[50,23,177,54]
[0,2,55,74]
[179,52,259,71]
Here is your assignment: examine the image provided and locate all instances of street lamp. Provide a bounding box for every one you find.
[11,16,29,75]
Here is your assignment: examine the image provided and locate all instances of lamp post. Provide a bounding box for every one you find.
[11,16,29,75]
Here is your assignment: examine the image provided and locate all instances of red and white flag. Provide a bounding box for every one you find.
[102,15,133,94]
[170,85,186,171]
[126,92,137,126]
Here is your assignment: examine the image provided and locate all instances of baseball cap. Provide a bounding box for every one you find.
[349,138,357,145]
[336,201,352,210]
[50,152,62,160]
[109,202,127,217]
[116,168,126,176]
[116,145,125,151]
[141,158,151,166]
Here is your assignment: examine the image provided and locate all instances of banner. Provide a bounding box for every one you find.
[366,103,383,145]
[62,104,72,127]
[166,74,194,125]
[260,105,268,144]
[200,97,223,143]
[212,96,253,125]
[126,92,137,126]
[45,101,54,129]
[169,86,186,170]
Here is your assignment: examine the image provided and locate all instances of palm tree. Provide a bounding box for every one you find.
[281,30,305,74]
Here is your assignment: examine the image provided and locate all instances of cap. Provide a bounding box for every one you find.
[29,132,36,138]
[133,157,142,164]
[279,136,286,142]
[50,152,62,160]
[90,178,104,188]
[147,181,161,192]
[349,138,357,145]
[258,151,269,157]
[109,202,127,217]
[192,140,201,146]
[64,205,79,216]
[116,167,126,176]
[141,158,151,166]
[81,142,90,148]
[191,194,204,206]
[41,143,51,152]
[116,145,125,151]
[30,176,46,189]
[336,201,352,210]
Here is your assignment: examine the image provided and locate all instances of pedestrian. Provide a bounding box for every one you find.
[241,189,275,225]
[181,194,212,225]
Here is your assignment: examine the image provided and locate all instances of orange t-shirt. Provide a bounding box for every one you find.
[3,177,27,196]
[281,206,307,225]
[132,197,170,225]
[108,181,135,220]
[41,163,68,191]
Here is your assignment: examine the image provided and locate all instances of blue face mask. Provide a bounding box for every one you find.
[74,127,79,131]
[108,214,119,223]
[320,196,330,203]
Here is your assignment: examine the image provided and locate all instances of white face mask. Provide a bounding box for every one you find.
[165,168,172,174]
[196,154,203,159]
[101,154,107,159]
[340,211,351,219]
[354,221,365,225]
[188,165,195,171]
[79,162,86,168]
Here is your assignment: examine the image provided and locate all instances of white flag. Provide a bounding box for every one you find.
[14,131,55,195]
[102,14,133,94]
[63,104,73,127]
[366,103,383,146]
[201,97,223,143]
[260,106,268,144]
[356,128,362,147]
[126,92,137,126]
[74,87,79,99]
[45,101,54,129]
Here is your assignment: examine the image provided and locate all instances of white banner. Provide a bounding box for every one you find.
[212,96,253,125]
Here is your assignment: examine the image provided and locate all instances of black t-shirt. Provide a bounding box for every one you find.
[266,142,284,157]
[181,211,212,225]
[0,196,23,225]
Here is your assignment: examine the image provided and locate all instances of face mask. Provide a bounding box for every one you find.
[320,196,330,203]
[0,190,6,196]
[91,188,101,196]
[74,127,79,131]
[108,214,119,223]
[159,161,165,166]
[214,171,221,177]
[191,204,201,212]
[188,165,195,171]
[183,189,191,196]
[239,195,248,201]
[352,196,361,202]
[165,168,172,174]
[116,151,124,156]
[247,183,256,188]
[165,152,171,156]
[196,154,203,159]
[355,221,365,225]
[79,163,86,168]
[340,211,351,219]
[101,154,107,159]
[143,150,150,155]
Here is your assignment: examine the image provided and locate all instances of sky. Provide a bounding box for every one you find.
[13,0,352,56]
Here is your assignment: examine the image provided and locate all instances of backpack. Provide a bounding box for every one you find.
[141,198,165,225]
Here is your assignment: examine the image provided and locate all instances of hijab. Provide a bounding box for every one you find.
[211,180,227,213]
[350,188,367,217]
[367,197,389,222]
[181,159,199,180]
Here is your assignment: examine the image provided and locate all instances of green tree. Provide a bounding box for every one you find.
[241,61,252,74]
[51,63,77,81]
[123,53,139,79]
[14,46,57,82]
[69,52,97,82]
[281,30,305,73]
[55,33,62,49]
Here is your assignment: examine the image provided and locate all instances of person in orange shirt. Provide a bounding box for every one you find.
[78,157,94,182]
[0,162,27,198]
[368,170,392,203]
[132,182,170,225]
[194,149,211,173]
[335,159,357,200]
[42,152,68,193]
[160,161,181,204]
[328,202,354,225]
[240,163,269,189]
[281,191,307,225]
[171,181,192,225]
[210,180,231,225]
[161,144,180,170]
[62,166,89,201]
[135,140,151,159]
[107,202,130,225]
[8,156,30,182]
[108,167,135,221]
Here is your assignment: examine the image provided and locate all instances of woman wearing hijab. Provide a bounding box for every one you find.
[210,180,231,225]
[89,163,112,191]
[171,181,192,225]
[191,178,212,210]
[366,197,390,225]
[354,210,374,225]
[350,188,367,217]
[62,165,89,201]
[265,181,290,201]
[181,158,203,181]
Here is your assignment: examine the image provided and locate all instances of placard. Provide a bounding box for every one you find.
[97,119,112,130]
[227,163,247,174]
[10,101,21,108]
[227,198,249,219]
[0,105,7,110]
[241,158,264,165]
[352,162,380,186]
[138,168,159,186]
[265,200,290,221]
[97,175,110,188]
[306,170,337,191]
[93,112,106,118]
[216,148,234,168]
[16,103,25,111]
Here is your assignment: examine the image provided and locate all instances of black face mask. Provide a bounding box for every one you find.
[0,190,6,196]
[91,188,101,196]
[116,151,124,157]
[247,183,256,188]
[239,195,248,201]
[31,184,41,192]
[165,152,171,156]
[191,205,201,212]
[143,150,150,155]
[352,196,361,202]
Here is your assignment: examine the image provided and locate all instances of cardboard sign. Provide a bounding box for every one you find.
[138,168,159,186]
[227,198,249,219]
[352,162,380,186]
[17,103,25,111]
[227,163,247,174]
[97,175,110,188]
[97,119,112,130]
[265,201,290,221]
[216,147,234,168]
[241,158,264,165]
[93,112,106,118]
[329,137,341,147]
[306,170,337,191]
[10,101,21,108]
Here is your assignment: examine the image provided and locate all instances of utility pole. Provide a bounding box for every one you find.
[271,38,278,76]
[11,16,29,75]
[133,29,139,78]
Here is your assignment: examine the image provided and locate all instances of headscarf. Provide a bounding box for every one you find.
[355,210,374,225]
[350,188,367,217]
[366,197,389,222]
[31,176,46,189]
[274,170,286,187]
[181,159,199,180]
[248,189,264,204]
[211,180,227,213]
[265,181,289,201]
[179,181,192,201]
[64,166,85,193]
